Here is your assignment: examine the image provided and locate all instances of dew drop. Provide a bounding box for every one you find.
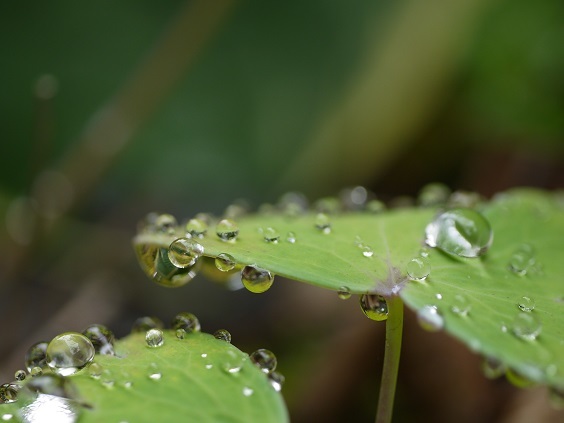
[250,349,277,374]
[185,218,208,238]
[30,367,43,377]
[286,231,297,244]
[131,316,164,334]
[214,329,232,343]
[417,305,444,332]
[512,312,541,341]
[517,296,535,312]
[406,257,431,281]
[102,379,115,389]
[361,245,373,257]
[135,244,199,288]
[88,362,103,379]
[14,370,26,382]
[168,238,204,268]
[451,294,471,316]
[216,219,239,242]
[46,332,95,376]
[359,294,388,321]
[145,329,164,348]
[171,312,201,333]
[176,329,186,339]
[314,213,331,234]
[508,244,536,276]
[154,214,178,235]
[242,387,254,397]
[268,371,285,392]
[424,208,493,258]
[263,227,280,243]
[0,384,19,403]
[337,286,351,300]
[83,324,115,355]
[482,357,505,379]
[25,341,48,372]
[418,183,451,207]
[222,350,245,374]
[215,253,236,272]
[241,265,274,294]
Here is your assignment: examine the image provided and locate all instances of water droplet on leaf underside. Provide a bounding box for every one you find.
[337,286,351,300]
[359,294,388,321]
[215,253,236,272]
[241,265,274,293]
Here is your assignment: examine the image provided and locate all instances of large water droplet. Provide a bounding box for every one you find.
[171,312,201,333]
[215,253,236,272]
[418,183,451,207]
[417,305,444,332]
[512,312,542,341]
[425,208,493,257]
[263,227,280,243]
[517,296,535,312]
[185,218,208,238]
[20,393,81,423]
[168,238,204,268]
[268,372,285,392]
[250,349,277,374]
[0,384,19,403]
[25,342,48,372]
[406,257,431,281]
[145,329,164,348]
[82,324,115,355]
[131,316,164,334]
[337,286,351,300]
[359,294,388,321]
[135,243,199,288]
[241,265,274,294]
[46,333,95,376]
[216,219,239,242]
[314,213,331,234]
[214,329,232,343]
[451,294,471,316]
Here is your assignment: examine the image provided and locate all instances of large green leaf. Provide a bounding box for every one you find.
[1,331,288,422]
[133,189,564,389]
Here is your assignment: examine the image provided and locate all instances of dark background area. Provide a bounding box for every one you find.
[1,1,563,421]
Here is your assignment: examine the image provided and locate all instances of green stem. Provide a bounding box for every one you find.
[376,295,404,423]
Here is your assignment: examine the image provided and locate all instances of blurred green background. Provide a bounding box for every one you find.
[1,0,563,421]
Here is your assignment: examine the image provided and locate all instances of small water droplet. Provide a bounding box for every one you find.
[0,384,19,403]
[25,341,48,372]
[482,357,505,379]
[361,246,373,257]
[123,381,133,389]
[435,293,442,300]
[250,349,277,374]
[314,213,331,234]
[425,208,493,257]
[46,332,95,376]
[500,322,508,333]
[214,329,232,343]
[517,296,535,312]
[205,364,213,370]
[277,192,308,217]
[286,231,297,243]
[406,257,431,281]
[154,214,178,235]
[340,186,370,210]
[148,363,161,380]
[242,387,254,397]
[185,218,208,238]
[314,197,341,214]
[418,183,451,207]
[101,379,115,389]
[508,244,536,276]
[215,253,236,272]
[131,316,164,334]
[14,370,26,382]
[417,305,444,332]
[216,219,239,242]
[201,353,208,358]
[451,294,471,316]
[512,312,542,341]
[222,350,245,374]
[168,238,204,268]
[171,312,201,333]
[30,367,43,377]
[176,329,186,339]
[263,227,280,243]
[145,329,164,348]
[83,324,115,355]
[268,371,285,392]
[359,294,388,321]
[88,362,103,379]
[241,265,274,294]
[337,286,351,300]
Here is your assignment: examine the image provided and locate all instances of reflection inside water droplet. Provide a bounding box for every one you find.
[214,329,232,343]
[241,265,274,294]
[359,295,388,321]
[167,238,204,268]
[145,329,164,348]
[216,219,239,242]
[518,296,535,312]
[215,253,236,272]
[406,257,430,281]
[250,349,277,374]
[417,305,444,332]
[263,227,280,243]
[337,287,351,300]
[171,312,201,333]
[46,333,95,376]
[314,213,331,234]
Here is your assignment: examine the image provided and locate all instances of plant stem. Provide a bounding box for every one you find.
[376,295,404,423]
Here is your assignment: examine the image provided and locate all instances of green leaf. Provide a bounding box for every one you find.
[3,331,288,423]
[133,189,564,389]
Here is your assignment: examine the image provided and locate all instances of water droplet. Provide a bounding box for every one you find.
[482,357,505,379]
[435,293,443,300]
[241,265,274,294]
[242,387,254,397]
[147,363,161,380]
[337,286,351,300]
[406,257,431,281]
[185,218,208,238]
[361,245,373,257]
[425,208,493,257]
[83,324,115,355]
[447,190,483,209]
[2,414,13,421]
[154,214,178,235]
[250,349,277,374]
[176,329,186,339]
[366,199,386,213]
[0,384,19,403]
[46,332,95,376]
[508,244,536,276]
[135,244,199,288]
[512,312,542,341]
[215,253,236,272]
[222,350,245,374]
[123,381,133,389]
[30,367,43,377]
[25,341,48,372]
[451,294,471,316]
[214,329,232,343]
[286,231,297,244]
[418,183,451,207]
[263,227,280,243]
[417,305,444,332]
[145,329,164,348]
[268,371,285,392]
[131,316,164,334]
[171,312,201,333]
[167,238,204,269]
[314,213,331,234]
[359,294,388,321]
[14,370,26,382]
[88,362,103,379]
[20,393,81,423]
[518,296,535,312]
[205,364,213,370]
[216,219,239,242]
[340,186,370,210]
[101,379,115,389]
